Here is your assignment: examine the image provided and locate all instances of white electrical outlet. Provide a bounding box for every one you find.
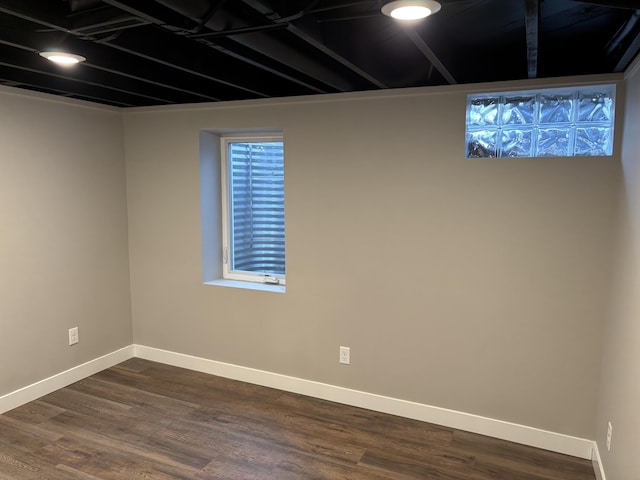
[606,421,613,451]
[68,327,79,346]
[339,346,350,365]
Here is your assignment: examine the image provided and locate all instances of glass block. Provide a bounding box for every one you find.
[500,128,533,157]
[536,128,572,157]
[578,91,613,122]
[467,130,498,158]
[502,95,535,125]
[539,93,573,124]
[468,97,499,126]
[575,127,612,156]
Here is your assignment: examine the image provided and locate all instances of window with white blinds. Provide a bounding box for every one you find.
[221,135,285,285]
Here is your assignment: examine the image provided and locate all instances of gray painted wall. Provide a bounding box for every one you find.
[123,78,620,439]
[596,63,640,479]
[0,88,133,396]
[2,72,634,473]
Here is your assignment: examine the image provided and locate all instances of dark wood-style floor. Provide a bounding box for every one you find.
[0,359,595,479]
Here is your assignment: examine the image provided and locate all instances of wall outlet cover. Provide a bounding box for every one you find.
[68,327,79,346]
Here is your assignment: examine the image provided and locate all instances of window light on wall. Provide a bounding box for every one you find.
[465,85,615,158]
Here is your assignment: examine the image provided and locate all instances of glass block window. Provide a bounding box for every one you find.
[466,85,615,158]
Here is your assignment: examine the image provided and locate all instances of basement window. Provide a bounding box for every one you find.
[221,135,286,285]
[200,130,285,293]
[466,85,615,158]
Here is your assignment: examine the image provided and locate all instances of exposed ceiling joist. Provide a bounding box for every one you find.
[238,0,387,89]
[0,48,165,105]
[102,0,330,95]
[0,0,637,107]
[0,69,134,106]
[0,30,220,103]
[525,0,539,79]
[615,26,640,70]
[286,23,388,89]
[0,2,289,100]
[97,29,271,99]
[405,30,456,85]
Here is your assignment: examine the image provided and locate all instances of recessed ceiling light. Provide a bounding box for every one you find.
[381,1,441,20]
[39,51,86,66]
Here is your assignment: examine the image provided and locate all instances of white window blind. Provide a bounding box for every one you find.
[223,137,285,282]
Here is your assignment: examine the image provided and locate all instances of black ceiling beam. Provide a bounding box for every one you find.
[0,27,221,103]
[238,0,387,89]
[191,0,229,34]
[101,0,371,94]
[405,30,457,85]
[99,0,201,31]
[607,10,640,71]
[579,0,640,8]
[104,0,326,94]
[222,31,353,91]
[133,0,354,92]
[66,3,149,35]
[0,55,159,106]
[525,0,539,79]
[286,23,387,89]
[189,22,288,38]
[0,1,290,100]
[101,2,329,96]
[615,24,640,71]
[0,70,134,106]
[607,11,640,55]
[84,61,220,103]
[0,0,72,34]
[69,44,224,102]
[100,27,285,99]
[196,38,331,94]
[0,43,177,104]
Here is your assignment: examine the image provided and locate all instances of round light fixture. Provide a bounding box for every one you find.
[381,0,441,20]
[39,51,86,66]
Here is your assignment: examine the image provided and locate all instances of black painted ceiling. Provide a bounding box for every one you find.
[0,0,639,107]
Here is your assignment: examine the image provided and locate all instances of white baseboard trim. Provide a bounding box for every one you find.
[133,344,594,460]
[592,442,607,480]
[0,345,134,415]
[0,344,596,462]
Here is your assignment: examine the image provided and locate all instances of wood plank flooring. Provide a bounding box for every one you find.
[0,359,595,479]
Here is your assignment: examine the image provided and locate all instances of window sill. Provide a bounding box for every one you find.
[204,279,286,293]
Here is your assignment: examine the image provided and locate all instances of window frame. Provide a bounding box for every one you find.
[220,133,286,286]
